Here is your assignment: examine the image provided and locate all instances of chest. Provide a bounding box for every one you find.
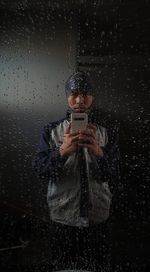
[50,120,108,148]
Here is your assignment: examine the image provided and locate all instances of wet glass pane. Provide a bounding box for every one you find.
[0,1,149,271]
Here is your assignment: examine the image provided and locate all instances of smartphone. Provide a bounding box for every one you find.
[71,112,88,133]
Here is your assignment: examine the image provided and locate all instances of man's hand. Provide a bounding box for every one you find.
[60,123,104,159]
[77,124,104,158]
[59,125,80,157]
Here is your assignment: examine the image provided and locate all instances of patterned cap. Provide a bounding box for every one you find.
[65,71,93,95]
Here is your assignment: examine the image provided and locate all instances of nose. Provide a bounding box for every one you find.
[75,94,84,104]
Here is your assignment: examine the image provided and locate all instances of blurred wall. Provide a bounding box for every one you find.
[0,10,77,213]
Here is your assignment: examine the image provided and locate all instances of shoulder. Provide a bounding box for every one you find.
[41,117,66,134]
[45,117,66,129]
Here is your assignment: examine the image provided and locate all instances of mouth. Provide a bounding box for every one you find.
[74,106,85,110]
[74,108,85,112]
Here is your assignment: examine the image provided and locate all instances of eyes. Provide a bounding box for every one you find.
[70,92,87,98]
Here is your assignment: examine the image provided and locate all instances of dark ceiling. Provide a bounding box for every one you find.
[0,0,149,11]
[0,0,149,57]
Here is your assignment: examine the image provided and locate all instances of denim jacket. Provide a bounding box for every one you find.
[32,108,120,227]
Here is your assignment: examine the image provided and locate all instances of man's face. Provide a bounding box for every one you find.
[67,91,93,113]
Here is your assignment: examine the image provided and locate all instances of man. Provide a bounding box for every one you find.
[32,71,120,271]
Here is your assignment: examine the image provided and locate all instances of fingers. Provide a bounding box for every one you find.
[70,131,80,136]
[64,124,79,136]
[78,130,95,141]
[89,129,96,139]
[64,123,97,147]
[78,135,96,145]
[63,134,79,145]
[71,135,80,143]
[87,123,97,131]
[79,125,96,137]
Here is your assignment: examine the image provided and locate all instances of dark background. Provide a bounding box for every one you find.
[0,0,149,271]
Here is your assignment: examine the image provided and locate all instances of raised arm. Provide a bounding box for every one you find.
[32,123,67,182]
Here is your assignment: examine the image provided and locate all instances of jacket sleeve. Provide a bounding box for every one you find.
[32,124,67,182]
[90,126,121,192]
